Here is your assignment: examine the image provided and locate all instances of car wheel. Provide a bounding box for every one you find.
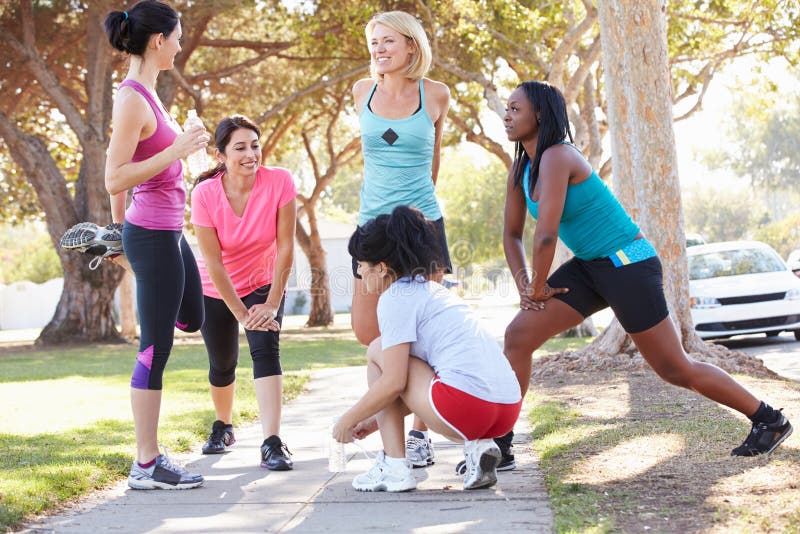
[766,331,780,338]
[795,330,800,342]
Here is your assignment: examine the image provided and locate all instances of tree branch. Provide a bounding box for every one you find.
[433,58,505,118]
[254,65,367,125]
[548,2,598,85]
[0,12,89,144]
[449,113,512,169]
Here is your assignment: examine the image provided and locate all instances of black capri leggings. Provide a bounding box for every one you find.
[201,284,286,387]
[123,221,204,391]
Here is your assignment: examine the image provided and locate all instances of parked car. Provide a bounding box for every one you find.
[686,233,706,247]
[787,249,800,278]
[688,241,800,340]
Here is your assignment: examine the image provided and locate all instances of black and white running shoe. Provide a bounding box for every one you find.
[60,222,124,270]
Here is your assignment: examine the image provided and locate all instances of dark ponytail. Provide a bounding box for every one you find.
[348,206,444,279]
[104,1,179,56]
[511,81,574,193]
[195,115,261,185]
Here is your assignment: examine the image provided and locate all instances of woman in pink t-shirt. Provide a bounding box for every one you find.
[190,115,297,471]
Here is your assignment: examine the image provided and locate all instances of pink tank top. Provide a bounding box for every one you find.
[119,79,186,231]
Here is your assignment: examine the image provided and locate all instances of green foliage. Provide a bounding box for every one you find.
[753,212,800,258]
[0,228,62,284]
[682,185,764,243]
[437,150,519,266]
[700,76,800,190]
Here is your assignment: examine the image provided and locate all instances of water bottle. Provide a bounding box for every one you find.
[327,419,347,472]
[183,109,208,177]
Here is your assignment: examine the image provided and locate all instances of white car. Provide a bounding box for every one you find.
[787,249,800,278]
[688,241,800,340]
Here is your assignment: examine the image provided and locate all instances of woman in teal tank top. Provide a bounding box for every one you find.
[349,11,453,470]
[502,81,791,458]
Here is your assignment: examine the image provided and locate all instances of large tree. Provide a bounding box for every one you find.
[0,0,123,344]
[0,0,359,339]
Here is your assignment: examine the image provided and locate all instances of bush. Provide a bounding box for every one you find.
[0,233,63,284]
[752,213,800,258]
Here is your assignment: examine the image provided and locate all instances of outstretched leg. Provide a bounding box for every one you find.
[629,317,759,415]
[630,317,792,456]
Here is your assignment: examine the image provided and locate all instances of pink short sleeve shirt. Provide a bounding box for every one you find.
[190,166,297,299]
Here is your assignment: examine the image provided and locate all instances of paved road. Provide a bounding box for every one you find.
[717,332,800,381]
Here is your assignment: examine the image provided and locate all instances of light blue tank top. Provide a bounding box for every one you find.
[358,80,442,226]
[522,159,640,260]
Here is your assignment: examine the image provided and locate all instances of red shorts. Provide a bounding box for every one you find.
[429,377,522,441]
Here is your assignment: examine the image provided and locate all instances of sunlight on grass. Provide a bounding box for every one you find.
[0,333,364,531]
[566,434,685,485]
[1,377,129,434]
[528,396,615,533]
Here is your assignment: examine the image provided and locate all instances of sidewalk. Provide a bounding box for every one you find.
[20,366,553,533]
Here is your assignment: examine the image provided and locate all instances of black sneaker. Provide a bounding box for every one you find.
[494,430,516,471]
[456,430,516,475]
[202,420,235,454]
[731,411,793,456]
[261,435,293,470]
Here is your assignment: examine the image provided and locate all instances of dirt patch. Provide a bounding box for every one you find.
[532,343,778,380]
[530,369,800,533]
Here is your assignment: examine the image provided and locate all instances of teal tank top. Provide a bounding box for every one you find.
[522,159,640,260]
[358,80,442,226]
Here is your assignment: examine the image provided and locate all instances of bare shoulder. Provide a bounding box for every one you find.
[540,143,590,178]
[423,78,450,102]
[352,78,374,98]
[113,86,148,121]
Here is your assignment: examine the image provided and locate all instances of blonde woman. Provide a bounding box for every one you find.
[350,10,452,469]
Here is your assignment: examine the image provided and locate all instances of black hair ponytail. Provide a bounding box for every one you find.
[104,1,179,56]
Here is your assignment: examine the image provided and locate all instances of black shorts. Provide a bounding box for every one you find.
[548,254,669,334]
[351,217,453,278]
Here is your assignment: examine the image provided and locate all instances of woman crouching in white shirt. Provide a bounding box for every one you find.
[332,205,522,492]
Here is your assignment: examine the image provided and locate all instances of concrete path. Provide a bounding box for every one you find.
[20,366,553,533]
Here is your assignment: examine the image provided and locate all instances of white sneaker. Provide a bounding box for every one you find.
[352,451,416,492]
[127,453,204,490]
[463,439,501,490]
[405,430,435,468]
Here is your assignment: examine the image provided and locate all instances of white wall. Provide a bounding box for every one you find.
[0,279,63,330]
[0,232,355,330]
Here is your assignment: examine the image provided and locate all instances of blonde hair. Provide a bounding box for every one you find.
[366,11,432,82]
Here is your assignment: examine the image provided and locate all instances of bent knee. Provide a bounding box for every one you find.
[504,317,538,354]
[652,360,698,389]
[366,338,382,362]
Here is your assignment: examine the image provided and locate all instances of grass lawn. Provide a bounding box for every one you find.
[0,327,365,531]
[527,369,800,533]
[0,315,583,531]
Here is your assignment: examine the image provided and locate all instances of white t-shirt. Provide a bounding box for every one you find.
[378,277,521,404]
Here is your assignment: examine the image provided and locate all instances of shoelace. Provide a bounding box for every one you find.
[209,427,228,444]
[352,439,374,461]
[159,447,189,475]
[405,435,427,449]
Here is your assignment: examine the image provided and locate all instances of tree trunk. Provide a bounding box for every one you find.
[295,206,334,327]
[38,250,125,344]
[588,0,703,355]
[0,3,124,345]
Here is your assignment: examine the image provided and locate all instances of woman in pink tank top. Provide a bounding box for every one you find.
[103,0,209,491]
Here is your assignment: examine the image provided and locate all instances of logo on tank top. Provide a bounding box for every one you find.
[381,128,399,145]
